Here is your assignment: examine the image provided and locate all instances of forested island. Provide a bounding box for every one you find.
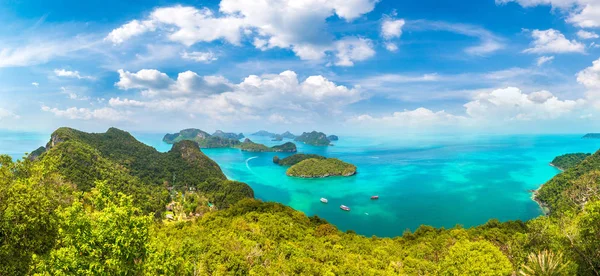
[294,131,333,146]
[2,127,600,275]
[236,138,297,152]
[550,153,591,170]
[163,128,241,148]
[276,154,357,178]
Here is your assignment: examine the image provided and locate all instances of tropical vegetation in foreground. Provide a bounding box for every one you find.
[550,153,591,171]
[1,127,600,275]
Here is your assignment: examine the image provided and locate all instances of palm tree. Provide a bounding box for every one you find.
[519,250,571,276]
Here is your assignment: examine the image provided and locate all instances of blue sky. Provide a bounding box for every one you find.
[1,0,600,134]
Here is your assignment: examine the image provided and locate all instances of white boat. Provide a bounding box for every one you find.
[340,205,350,211]
[320,198,328,203]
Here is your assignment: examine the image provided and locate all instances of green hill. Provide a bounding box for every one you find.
[273,153,326,166]
[163,128,241,148]
[236,139,297,152]
[294,131,331,146]
[286,158,356,178]
[550,153,591,171]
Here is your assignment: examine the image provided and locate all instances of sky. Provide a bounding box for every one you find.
[1,0,600,135]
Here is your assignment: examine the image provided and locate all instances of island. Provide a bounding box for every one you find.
[294,131,332,146]
[163,128,241,148]
[252,130,278,137]
[327,135,339,141]
[273,153,326,166]
[280,154,357,178]
[212,130,244,140]
[281,131,296,139]
[236,138,297,152]
[271,134,283,141]
[550,153,591,171]
[582,133,600,139]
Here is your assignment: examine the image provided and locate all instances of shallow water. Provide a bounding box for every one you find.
[4,131,600,237]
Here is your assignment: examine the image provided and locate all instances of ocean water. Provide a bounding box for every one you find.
[3,131,600,237]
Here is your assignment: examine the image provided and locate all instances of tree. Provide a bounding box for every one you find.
[519,250,572,276]
[439,240,513,275]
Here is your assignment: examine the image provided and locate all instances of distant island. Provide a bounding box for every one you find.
[582,133,600,139]
[281,131,296,139]
[252,130,278,137]
[294,131,333,146]
[273,153,326,166]
[271,134,283,141]
[163,129,241,148]
[327,135,339,141]
[236,138,297,152]
[286,157,356,178]
[213,130,244,140]
[550,153,591,171]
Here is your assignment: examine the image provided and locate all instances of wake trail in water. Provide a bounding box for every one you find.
[245,156,259,172]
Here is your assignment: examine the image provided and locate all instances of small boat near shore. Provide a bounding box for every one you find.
[371,195,379,200]
[320,198,328,203]
[340,205,350,211]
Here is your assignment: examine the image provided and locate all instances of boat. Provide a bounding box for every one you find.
[320,198,328,203]
[340,205,350,211]
[371,195,379,200]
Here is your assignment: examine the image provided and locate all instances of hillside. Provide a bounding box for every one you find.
[286,158,357,178]
[163,128,241,148]
[2,128,600,275]
[236,139,297,152]
[550,153,591,171]
[295,131,331,146]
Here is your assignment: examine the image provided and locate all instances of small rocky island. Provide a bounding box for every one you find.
[550,153,591,171]
[163,129,242,148]
[274,153,356,178]
[294,131,334,146]
[582,133,600,139]
[236,138,297,153]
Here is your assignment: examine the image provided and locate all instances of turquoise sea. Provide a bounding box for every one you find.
[3,130,600,237]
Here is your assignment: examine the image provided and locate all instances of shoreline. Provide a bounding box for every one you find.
[529,162,561,215]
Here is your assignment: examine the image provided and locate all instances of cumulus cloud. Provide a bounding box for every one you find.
[497,0,600,28]
[464,87,581,121]
[0,108,19,120]
[41,105,128,121]
[577,30,599,39]
[523,29,585,54]
[31,82,39,87]
[536,55,555,66]
[381,18,405,39]
[350,107,466,127]
[181,51,218,63]
[577,58,600,107]
[333,37,376,66]
[54,69,95,80]
[109,69,361,121]
[105,1,379,65]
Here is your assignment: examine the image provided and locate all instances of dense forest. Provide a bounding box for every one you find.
[1,127,600,275]
[550,153,591,170]
[286,157,357,178]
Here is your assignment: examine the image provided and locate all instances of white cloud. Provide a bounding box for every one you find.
[536,55,555,66]
[0,39,92,68]
[384,42,398,52]
[268,113,290,124]
[350,107,466,127]
[105,20,156,45]
[523,29,585,54]
[41,105,127,121]
[333,37,376,66]
[0,108,19,120]
[577,30,599,39]
[464,87,580,121]
[181,51,218,63]
[109,69,361,121]
[381,18,405,39]
[31,82,39,87]
[497,0,600,28]
[577,57,600,89]
[106,1,379,65]
[54,69,95,80]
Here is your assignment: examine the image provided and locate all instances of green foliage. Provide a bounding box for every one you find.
[164,128,241,148]
[286,158,357,178]
[439,240,513,275]
[519,250,572,276]
[236,139,297,152]
[551,153,591,171]
[294,131,331,146]
[196,178,255,209]
[273,153,326,166]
